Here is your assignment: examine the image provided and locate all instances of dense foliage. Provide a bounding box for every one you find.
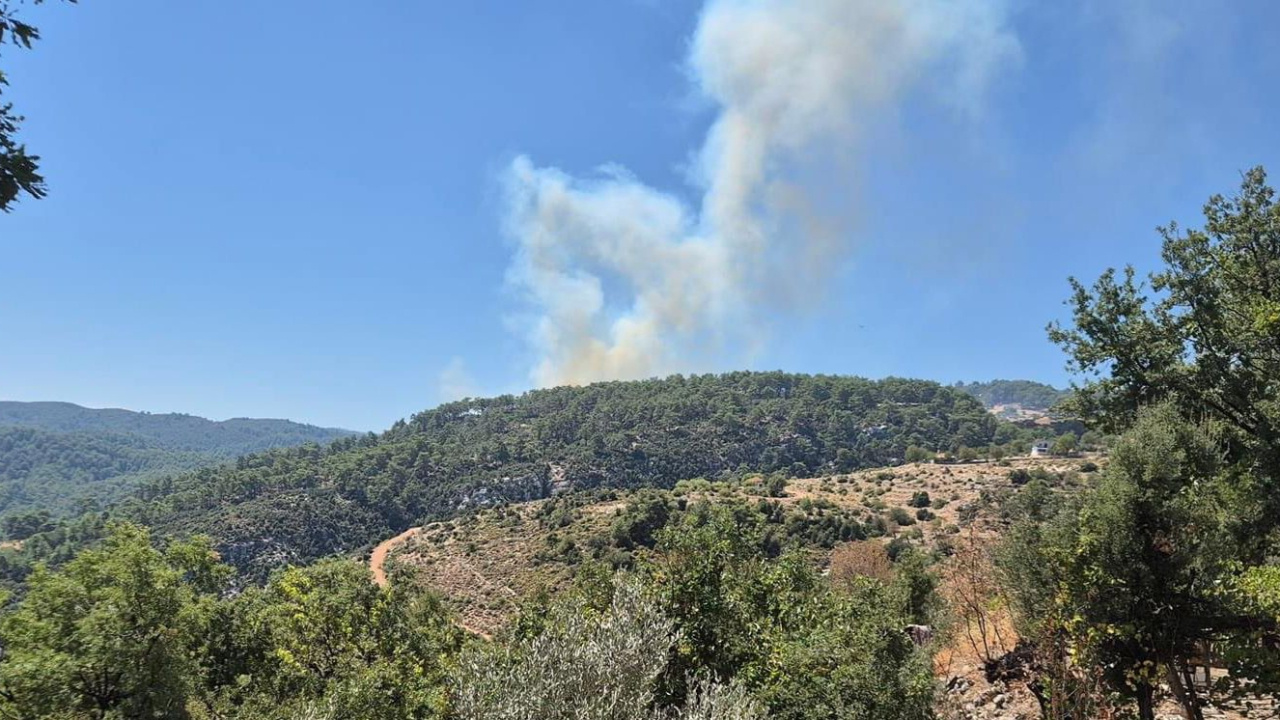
[952,380,1069,410]
[1000,167,1280,720]
[0,427,211,519]
[532,482,879,573]
[0,516,935,720]
[44,373,996,580]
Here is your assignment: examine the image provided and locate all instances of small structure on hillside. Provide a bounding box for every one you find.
[1030,440,1051,457]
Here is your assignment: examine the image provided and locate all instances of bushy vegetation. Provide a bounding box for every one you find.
[0,515,935,720]
[552,483,875,571]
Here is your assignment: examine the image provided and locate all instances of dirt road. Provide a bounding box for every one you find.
[369,526,421,587]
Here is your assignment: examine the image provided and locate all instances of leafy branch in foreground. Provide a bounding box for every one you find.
[0,0,75,212]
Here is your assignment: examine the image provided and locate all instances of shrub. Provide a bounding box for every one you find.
[885,535,913,561]
[611,491,671,550]
[908,491,931,508]
[452,580,673,720]
[829,541,894,584]
[763,476,788,498]
[904,446,932,464]
[889,507,916,526]
[1051,433,1078,456]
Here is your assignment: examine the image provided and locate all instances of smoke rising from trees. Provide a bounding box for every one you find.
[504,0,1019,387]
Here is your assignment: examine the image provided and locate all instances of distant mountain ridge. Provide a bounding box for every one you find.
[0,401,353,457]
[0,402,355,520]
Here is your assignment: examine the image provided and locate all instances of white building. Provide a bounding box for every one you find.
[1030,440,1052,457]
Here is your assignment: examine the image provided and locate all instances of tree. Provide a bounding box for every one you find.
[454,578,764,720]
[1054,408,1227,719]
[0,1,73,212]
[454,580,670,720]
[1049,166,1280,502]
[648,505,933,719]
[763,475,787,498]
[0,523,228,719]
[0,509,52,539]
[750,581,933,720]
[1050,433,1077,456]
[238,559,461,714]
[904,446,931,464]
[1031,168,1280,717]
[611,490,672,550]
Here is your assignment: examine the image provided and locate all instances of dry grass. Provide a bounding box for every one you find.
[375,455,1091,636]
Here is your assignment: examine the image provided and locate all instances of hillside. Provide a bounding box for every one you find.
[376,454,1148,719]
[0,402,355,522]
[377,456,1093,636]
[0,427,210,519]
[50,372,1003,579]
[952,380,1069,411]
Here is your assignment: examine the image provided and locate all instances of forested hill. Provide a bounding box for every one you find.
[0,402,354,520]
[96,372,999,579]
[952,379,1069,410]
[0,401,353,456]
[0,426,212,519]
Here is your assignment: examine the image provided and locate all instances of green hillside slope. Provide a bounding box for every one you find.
[0,402,355,520]
[100,372,999,578]
[0,427,211,517]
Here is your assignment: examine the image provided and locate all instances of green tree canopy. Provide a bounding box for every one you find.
[1050,167,1280,504]
[1027,167,1280,719]
[0,523,227,719]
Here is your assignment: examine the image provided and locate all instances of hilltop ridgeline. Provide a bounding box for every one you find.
[92,372,998,579]
[0,401,353,456]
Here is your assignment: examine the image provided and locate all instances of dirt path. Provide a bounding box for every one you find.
[369,526,498,639]
[370,526,421,587]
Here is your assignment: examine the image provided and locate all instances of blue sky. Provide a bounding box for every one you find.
[2,0,1278,431]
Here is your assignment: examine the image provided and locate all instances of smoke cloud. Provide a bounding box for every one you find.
[504,0,1019,388]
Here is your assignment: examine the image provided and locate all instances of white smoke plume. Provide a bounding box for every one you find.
[504,0,1019,388]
